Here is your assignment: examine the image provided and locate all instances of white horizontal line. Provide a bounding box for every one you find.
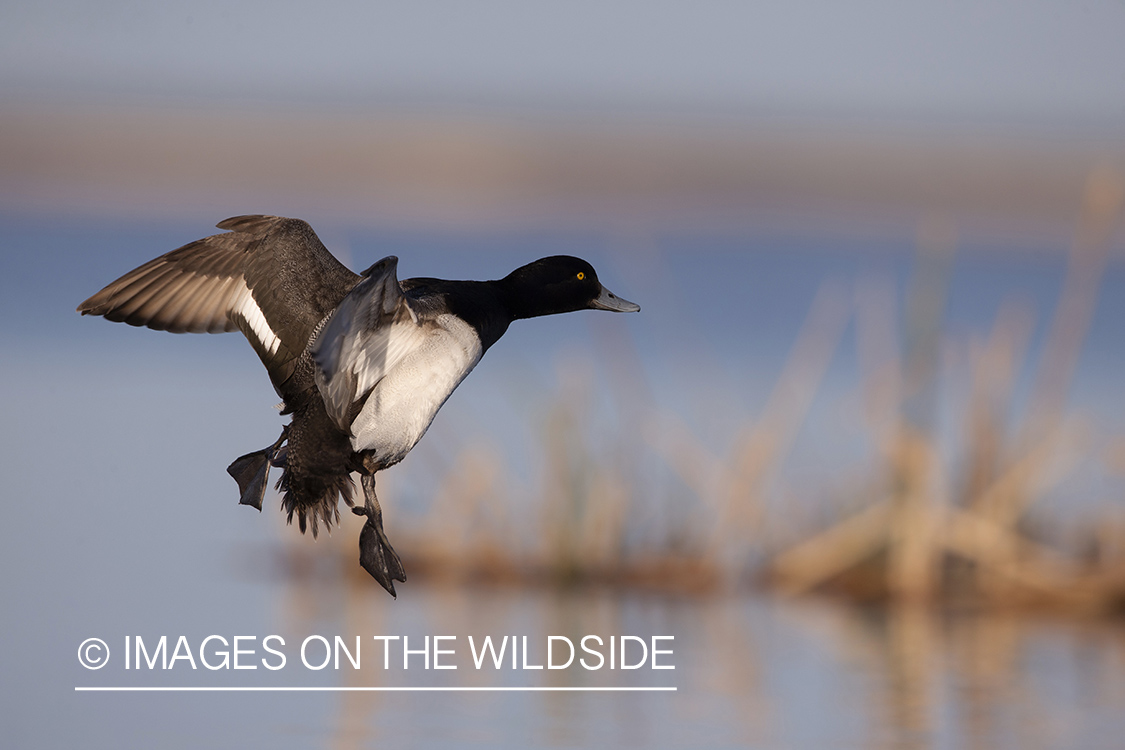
[75,686,677,692]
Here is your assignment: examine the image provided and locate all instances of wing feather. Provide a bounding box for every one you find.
[177,275,241,333]
[135,273,211,331]
[78,215,361,393]
[311,256,424,431]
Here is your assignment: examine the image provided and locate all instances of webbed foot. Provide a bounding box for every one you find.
[357,473,407,597]
[226,427,288,511]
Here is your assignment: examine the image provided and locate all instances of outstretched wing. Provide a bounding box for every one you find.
[311,256,426,431]
[77,215,360,392]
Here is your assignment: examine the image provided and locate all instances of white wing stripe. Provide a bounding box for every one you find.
[233,280,282,355]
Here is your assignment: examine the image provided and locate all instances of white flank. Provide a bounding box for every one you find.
[357,318,433,396]
[349,314,483,463]
[232,280,282,355]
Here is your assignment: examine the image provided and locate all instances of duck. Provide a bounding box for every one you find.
[77,215,640,596]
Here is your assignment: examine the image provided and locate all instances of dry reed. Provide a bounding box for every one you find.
[271,166,1125,612]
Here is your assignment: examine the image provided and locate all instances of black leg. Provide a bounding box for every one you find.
[356,473,407,597]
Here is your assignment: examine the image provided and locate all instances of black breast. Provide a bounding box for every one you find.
[402,278,512,353]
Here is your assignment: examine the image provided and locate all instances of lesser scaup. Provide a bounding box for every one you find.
[78,215,639,596]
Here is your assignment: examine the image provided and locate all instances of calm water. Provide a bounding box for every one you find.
[3,214,1125,748]
[34,578,1125,749]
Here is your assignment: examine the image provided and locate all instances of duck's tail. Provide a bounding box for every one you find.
[277,468,355,538]
[273,394,358,538]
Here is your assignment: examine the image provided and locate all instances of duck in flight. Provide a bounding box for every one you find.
[78,215,640,596]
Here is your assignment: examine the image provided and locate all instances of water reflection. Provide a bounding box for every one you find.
[263,561,1125,749]
[10,213,1124,748]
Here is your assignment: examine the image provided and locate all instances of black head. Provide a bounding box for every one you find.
[500,255,640,320]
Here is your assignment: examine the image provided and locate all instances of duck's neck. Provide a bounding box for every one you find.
[497,270,578,321]
[412,279,507,353]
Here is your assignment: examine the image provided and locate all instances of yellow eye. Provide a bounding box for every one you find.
[577,272,585,280]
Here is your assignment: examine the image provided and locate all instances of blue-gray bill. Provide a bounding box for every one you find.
[590,285,641,312]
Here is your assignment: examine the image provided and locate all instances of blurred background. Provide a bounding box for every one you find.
[3,2,1125,748]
